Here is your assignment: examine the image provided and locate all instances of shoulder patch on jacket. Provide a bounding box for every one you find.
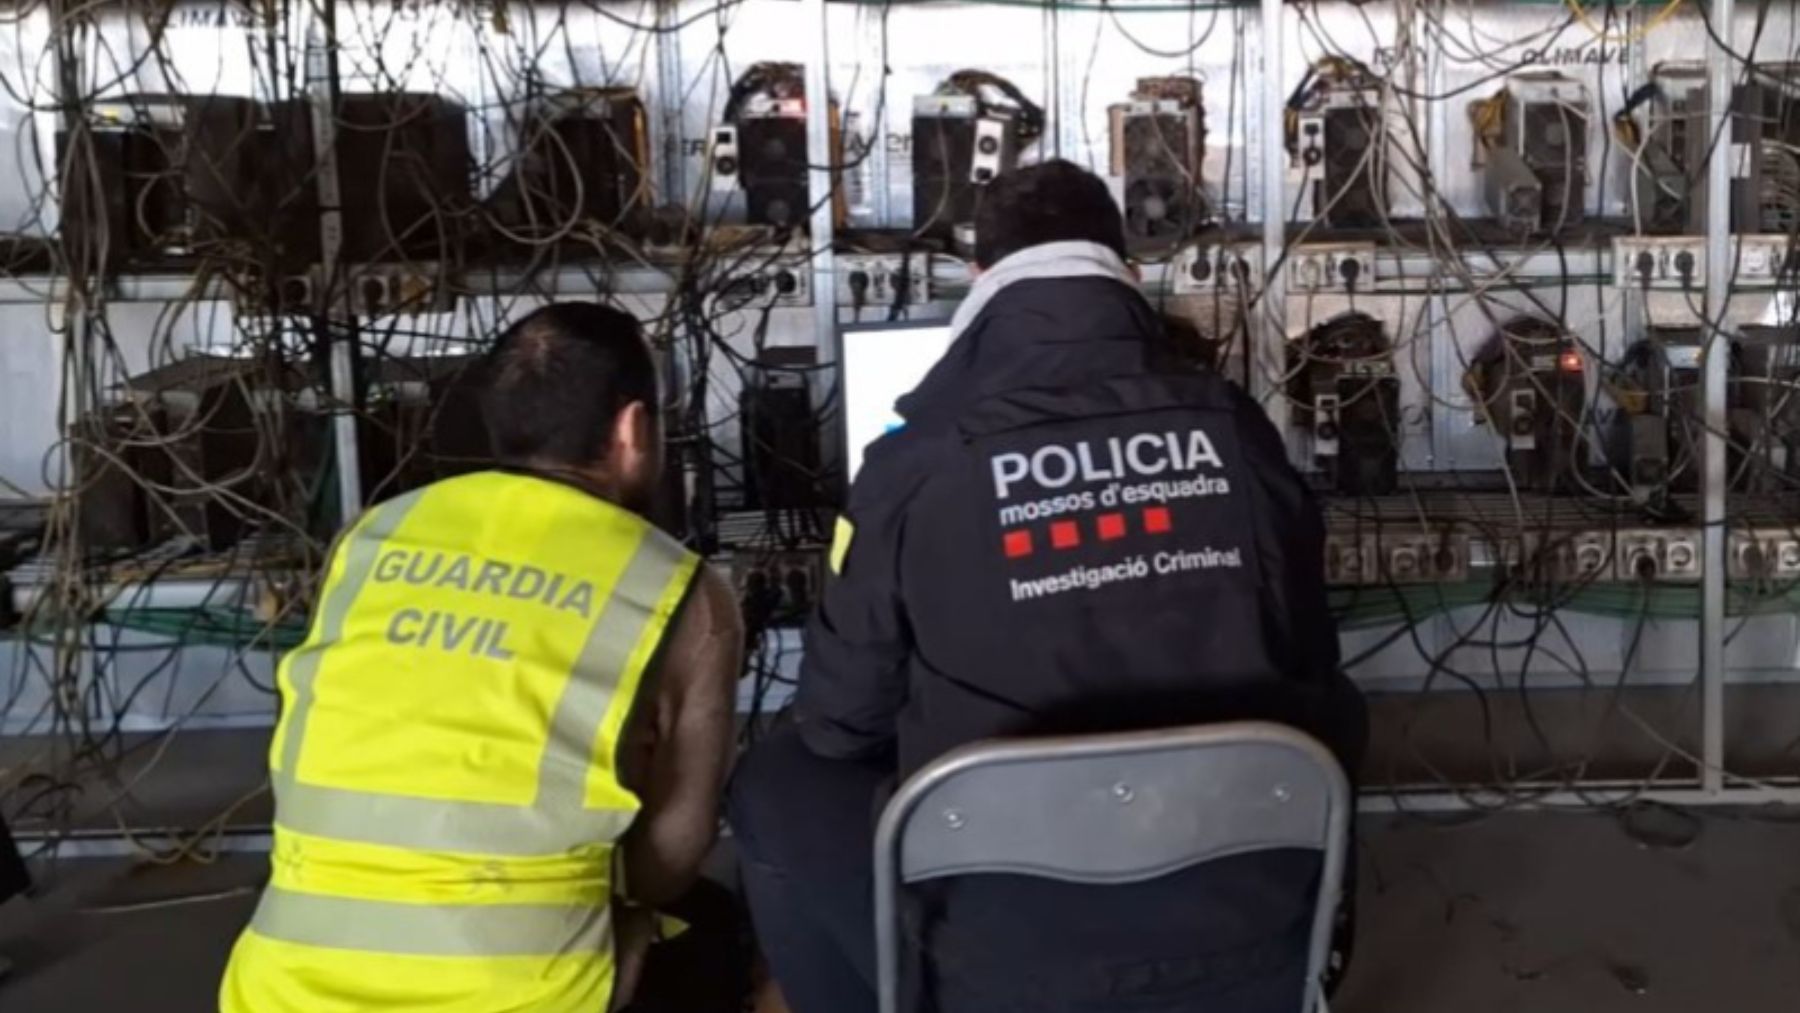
[830,516,855,575]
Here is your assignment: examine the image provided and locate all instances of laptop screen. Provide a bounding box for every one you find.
[839,323,956,482]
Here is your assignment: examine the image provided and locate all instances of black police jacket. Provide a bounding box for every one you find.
[796,272,1365,780]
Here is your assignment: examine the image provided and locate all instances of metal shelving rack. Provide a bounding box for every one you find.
[783,0,1799,808]
[810,0,1800,809]
[12,0,1800,819]
[1250,0,1794,809]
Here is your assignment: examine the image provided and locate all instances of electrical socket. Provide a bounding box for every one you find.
[1325,533,1372,586]
[1617,528,1701,583]
[1620,236,1800,290]
[231,268,318,317]
[1171,243,1260,295]
[1526,530,1613,583]
[728,548,827,623]
[1613,236,1706,290]
[836,253,932,309]
[769,264,812,307]
[1731,235,1799,288]
[349,264,454,317]
[1374,532,1468,584]
[1470,534,1526,575]
[714,246,813,309]
[1288,242,1376,293]
[1729,530,1800,581]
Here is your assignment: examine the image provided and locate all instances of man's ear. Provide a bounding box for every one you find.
[1128,261,1143,282]
[613,400,652,459]
[969,263,984,280]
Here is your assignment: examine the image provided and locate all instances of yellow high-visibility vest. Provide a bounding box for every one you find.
[220,470,698,1013]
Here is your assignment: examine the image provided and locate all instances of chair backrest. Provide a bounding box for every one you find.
[872,721,1350,1013]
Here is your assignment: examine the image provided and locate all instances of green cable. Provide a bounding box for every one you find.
[1332,580,1800,628]
[9,607,307,652]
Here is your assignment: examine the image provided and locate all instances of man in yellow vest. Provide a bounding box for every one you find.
[220,302,743,1012]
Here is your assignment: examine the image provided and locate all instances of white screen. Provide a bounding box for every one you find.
[841,324,956,481]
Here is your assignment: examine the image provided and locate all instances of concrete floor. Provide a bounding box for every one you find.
[1335,809,1800,1013]
[2,809,1798,1011]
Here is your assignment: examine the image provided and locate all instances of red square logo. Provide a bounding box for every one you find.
[1003,530,1034,558]
[1143,507,1173,534]
[1097,513,1127,541]
[1051,520,1081,550]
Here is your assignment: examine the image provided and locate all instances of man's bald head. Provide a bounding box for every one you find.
[479,302,660,502]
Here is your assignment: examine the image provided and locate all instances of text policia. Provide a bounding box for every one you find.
[990,428,1231,527]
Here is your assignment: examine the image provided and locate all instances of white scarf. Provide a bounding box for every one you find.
[948,241,1139,338]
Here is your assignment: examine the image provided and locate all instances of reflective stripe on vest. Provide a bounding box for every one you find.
[252,886,611,958]
[252,476,698,959]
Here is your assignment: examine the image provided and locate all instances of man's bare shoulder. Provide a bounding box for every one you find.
[662,563,744,697]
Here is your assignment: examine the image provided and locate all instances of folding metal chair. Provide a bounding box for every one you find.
[872,721,1351,1013]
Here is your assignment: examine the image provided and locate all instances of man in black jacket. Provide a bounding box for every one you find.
[728,161,1366,1013]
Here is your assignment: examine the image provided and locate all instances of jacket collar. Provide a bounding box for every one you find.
[949,241,1139,339]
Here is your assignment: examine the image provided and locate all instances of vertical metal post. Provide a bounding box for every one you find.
[48,1,90,424]
[304,0,362,521]
[1423,7,1446,224]
[1417,6,1455,469]
[655,1,687,204]
[803,0,836,337]
[864,7,892,226]
[1699,0,1735,796]
[1258,0,1288,421]
[802,0,838,464]
[1621,11,1647,370]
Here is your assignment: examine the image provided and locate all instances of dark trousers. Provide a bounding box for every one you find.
[729,727,887,1012]
[622,879,751,1013]
[728,726,1325,1013]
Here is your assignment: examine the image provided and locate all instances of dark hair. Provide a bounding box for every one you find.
[478,302,657,468]
[973,160,1129,269]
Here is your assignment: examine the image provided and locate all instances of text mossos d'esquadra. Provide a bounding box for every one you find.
[991,429,1231,525]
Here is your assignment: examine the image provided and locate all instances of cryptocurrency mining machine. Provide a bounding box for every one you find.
[1109,76,1207,253]
[1286,58,1389,228]
[489,87,653,245]
[1476,72,1591,236]
[711,63,814,230]
[910,70,1044,244]
[1289,312,1401,496]
[1463,317,1589,494]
